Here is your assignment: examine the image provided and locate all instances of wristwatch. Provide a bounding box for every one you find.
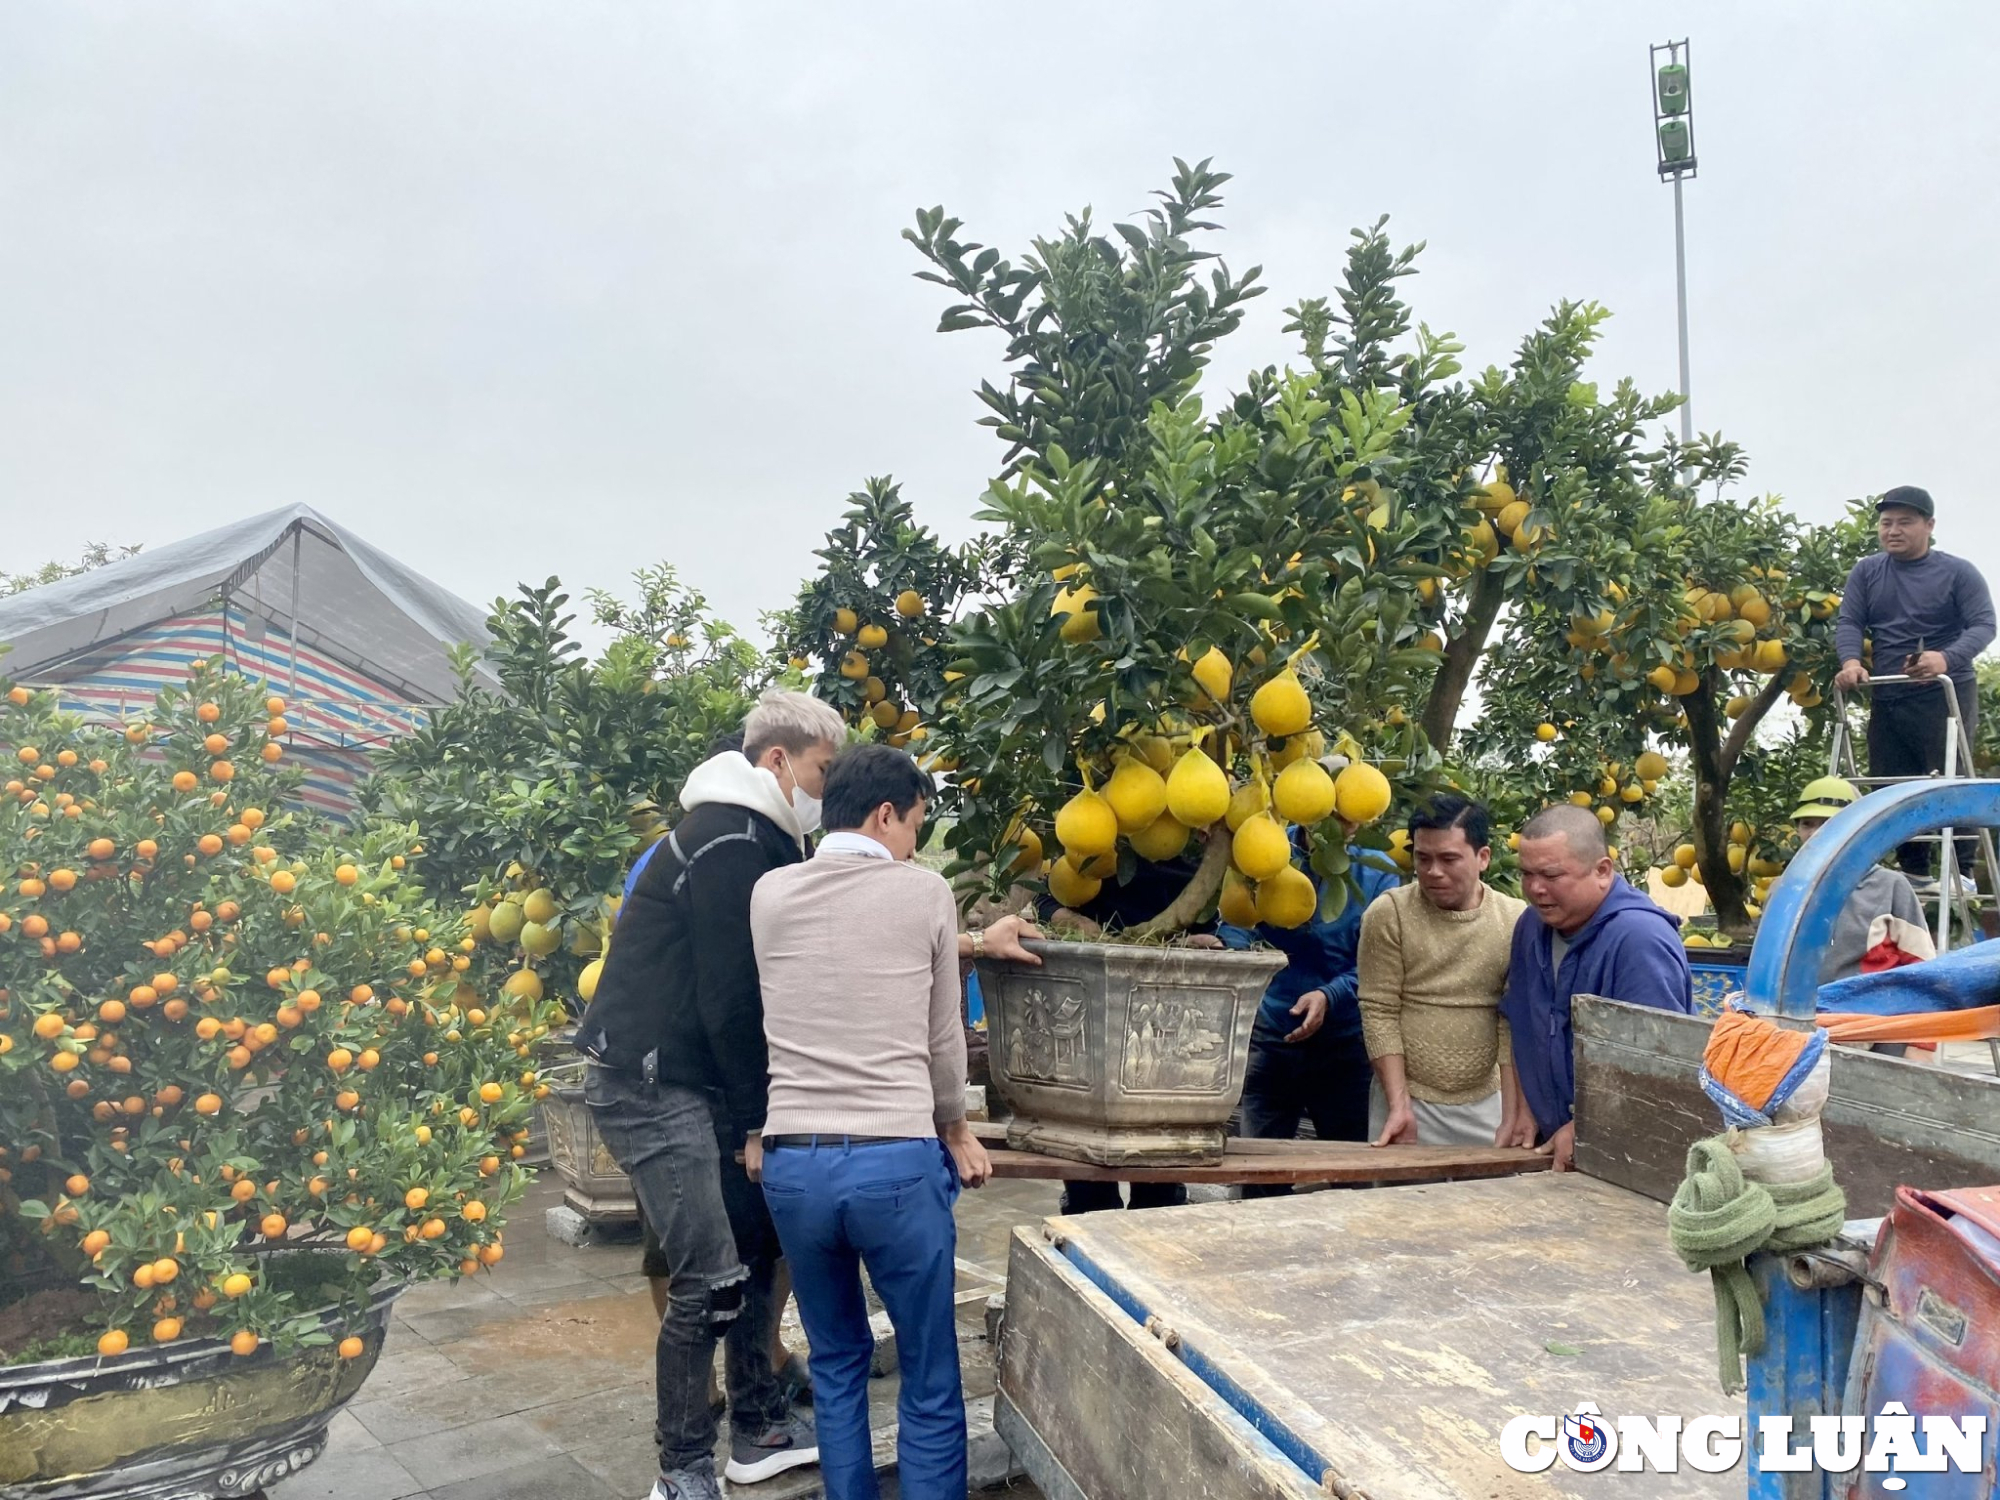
[971,928,986,960]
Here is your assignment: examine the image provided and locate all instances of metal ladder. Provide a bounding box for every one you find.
[1829,673,1996,954]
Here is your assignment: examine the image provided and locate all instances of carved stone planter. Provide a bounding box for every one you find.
[975,939,1286,1167]
[539,1057,640,1224]
[0,1275,403,1498]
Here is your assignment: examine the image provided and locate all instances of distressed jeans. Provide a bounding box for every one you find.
[584,1065,788,1476]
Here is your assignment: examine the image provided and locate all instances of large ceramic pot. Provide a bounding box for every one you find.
[539,1057,640,1224]
[0,1276,403,1499]
[975,939,1286,1166]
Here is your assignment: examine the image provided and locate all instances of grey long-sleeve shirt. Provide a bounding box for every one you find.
[1835,549,1995,704]
[1820,865,1926,985]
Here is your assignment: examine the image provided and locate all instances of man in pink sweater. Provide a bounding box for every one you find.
[748,744,991,1500]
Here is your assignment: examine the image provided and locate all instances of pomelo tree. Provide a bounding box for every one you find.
[1465,477,1872,933]
[364,569,767,1012]
[774,478,990,748]
[840,163,1496,933]
[0,663,556,1360]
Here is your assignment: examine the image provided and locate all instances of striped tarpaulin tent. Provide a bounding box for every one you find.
[0,506,495,819]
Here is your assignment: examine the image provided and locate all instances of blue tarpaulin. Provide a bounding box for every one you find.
[1817,937,2000,1017]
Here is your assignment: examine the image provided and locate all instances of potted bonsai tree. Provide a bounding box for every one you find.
[799,164,1498,1164]
[0,662,558,1497]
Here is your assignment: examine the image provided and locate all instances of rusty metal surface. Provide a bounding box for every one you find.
[1024,1174,1737,1499]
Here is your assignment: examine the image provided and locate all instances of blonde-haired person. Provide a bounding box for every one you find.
[576,688,842,1498]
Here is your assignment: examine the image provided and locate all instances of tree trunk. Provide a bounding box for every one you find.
[1420,567,1508,751]
[1682,668,1767,937]
[1132,826,1234,938]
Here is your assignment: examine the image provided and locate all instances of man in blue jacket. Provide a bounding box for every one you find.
[1499,804,1692,1172]
[1221,828,1401,1194]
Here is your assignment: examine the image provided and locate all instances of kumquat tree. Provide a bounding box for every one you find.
[0,662,560,1363]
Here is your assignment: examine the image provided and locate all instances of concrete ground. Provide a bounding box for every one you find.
[269,1172,1060,1500]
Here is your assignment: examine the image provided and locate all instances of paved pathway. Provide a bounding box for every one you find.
[271,1171,1060,1500]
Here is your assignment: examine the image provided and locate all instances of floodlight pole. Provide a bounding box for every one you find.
[1671,171,1692,446]
[1650,38,1698,449]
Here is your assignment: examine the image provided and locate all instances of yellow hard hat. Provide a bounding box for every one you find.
[1791,775,1859,822]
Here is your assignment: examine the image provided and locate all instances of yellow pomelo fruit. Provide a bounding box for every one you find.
[465,904,493,942]
[1255,865,1318,929]
[1727,845,1748,874]
[1598,776,1619,798]
[1232,813,1293,881]
[1725,694,1752,718]
[1133,735,1175,776]
[895,589,924,618]
[1333,762,1392,825]
[1495,499,1530,538]
[1059,608,1102,645]
[1270,728,1324,769]
[1219,870,1260,928]
[1191,646,1232,703]
[870,700,900,729]
[1272,758,1337,825]
[1052,585,1101,644]
[1104,758,1169,834]
[1737,596,1772,628]
[578,958,605,1003]
[1635,751,1668,781]
[487,900,525,945]
[839,650,870,680]
[520,920,562,957]
[1729,583,1762,609]
[1684,932,1712,949]
[1569,790,1594,808]
[1166,747,1231,829]
[1752,639,1788,674]
[522,888,559,925]
[1129,813,1191,863]
[1646,664,1679,693]
[897,708,920,734]
[1672,669,1700,697]
[1536,722,1558,742]
[1660,865,1688,888]
[1477,477,1516,513]
[1054,788,1119,858]
[1008,826,1044,876]
[857,623,889,650]
[833,607,859,635]
[863,675,887,703]
[1047,856,1102,910]
[1466,518,1499,564]
[1673,843,1698,869]
[1749,856,1785,879]
[1078,850,1120,880]
[1250,667,1312,738]
[1786,671,1813,699]
[502,968,544,1002]
[1620,783,1645,804]
[1225,778,1270,832]
[1595,805,1617,827]
[1730,822,1752,844]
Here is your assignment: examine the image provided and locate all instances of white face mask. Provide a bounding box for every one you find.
[778,756,823,836]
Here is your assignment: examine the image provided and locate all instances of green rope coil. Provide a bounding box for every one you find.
[1667,1135,1846,1394]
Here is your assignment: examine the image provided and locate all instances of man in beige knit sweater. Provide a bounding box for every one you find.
[749,744,989,1500]
[1359,795,1530,1149]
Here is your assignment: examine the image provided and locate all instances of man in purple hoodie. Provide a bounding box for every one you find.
[1499,805,1693,1171]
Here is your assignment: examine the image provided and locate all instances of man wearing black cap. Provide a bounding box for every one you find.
[1834,486,1995,881]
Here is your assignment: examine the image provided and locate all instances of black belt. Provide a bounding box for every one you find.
[762,1133,921,1150]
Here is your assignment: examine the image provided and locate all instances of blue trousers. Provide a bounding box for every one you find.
[761,1137,964,1500]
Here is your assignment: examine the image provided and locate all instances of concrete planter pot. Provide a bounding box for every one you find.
[975,939,1286,1167]
[539,1057,639,1224]
[0,1275,403,1498]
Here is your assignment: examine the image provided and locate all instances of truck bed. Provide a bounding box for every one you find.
[999,1172,1740,1499]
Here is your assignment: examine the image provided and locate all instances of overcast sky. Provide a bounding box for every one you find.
[3,3,1995,648]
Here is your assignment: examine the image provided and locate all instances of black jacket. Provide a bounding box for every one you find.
[574,801,802,1138]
